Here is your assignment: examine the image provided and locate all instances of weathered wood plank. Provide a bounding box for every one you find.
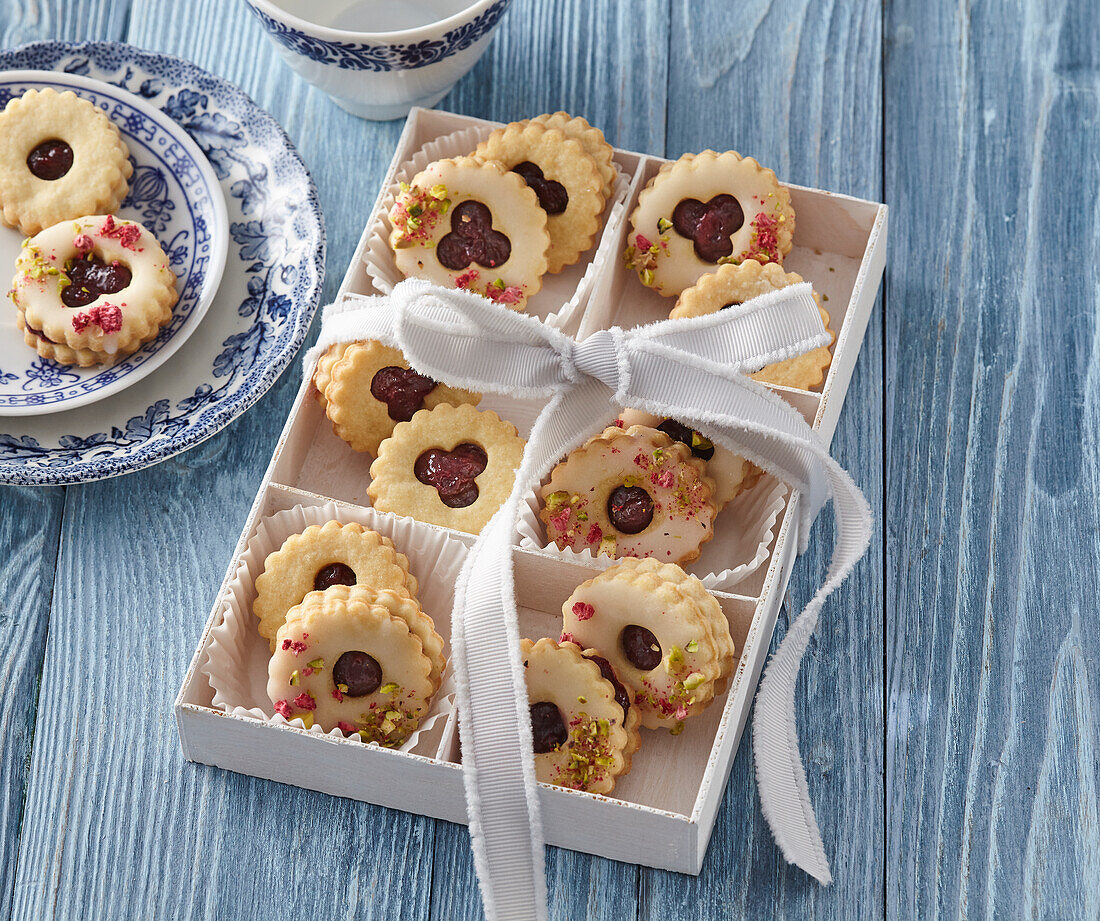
[885,0,1100,918]
[644,0,885,918]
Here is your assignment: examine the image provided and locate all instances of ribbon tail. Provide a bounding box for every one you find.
[752,456,872,885]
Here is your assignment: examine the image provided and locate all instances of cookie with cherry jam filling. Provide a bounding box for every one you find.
[388,156,549,309]
[253,520,418,651]
[625,150,794,297]
[474,121,606,273]
[316,339,481,456]
[0,88,132,235]
[561,558,736,732]
[368,403,526,535]
[522,112,616,202]
[268,584,436,746]
[539,424,716,564]
[520,637,641,794]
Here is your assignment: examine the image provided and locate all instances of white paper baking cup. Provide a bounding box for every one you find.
[202,501,466,755]
[362,125,631,329]
[517,474,788,591]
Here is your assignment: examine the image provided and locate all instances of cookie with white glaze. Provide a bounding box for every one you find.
[539,424,716,564]
[671,260,834,391]
[0,88,132,235]
[267,585,435,746]
[561,558,736,731]
[625,150,794,297]
[12,215,176,367]
[317,339,481,456]
[520,637,641,794]
[389,156,549,309]
[253,520,418,650]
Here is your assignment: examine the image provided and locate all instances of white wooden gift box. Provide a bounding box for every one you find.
[175,107,887,875]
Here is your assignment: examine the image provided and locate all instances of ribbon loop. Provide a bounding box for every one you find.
[303,279,872,914]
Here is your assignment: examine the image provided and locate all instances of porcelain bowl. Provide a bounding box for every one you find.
[244,0,512,120]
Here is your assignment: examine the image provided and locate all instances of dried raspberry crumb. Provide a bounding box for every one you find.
[73,233,93,253]
[273,700,292,719]
[572,602,595,620]
[337,721,358,734]
[71,304,123,334]
[560,632,577,645]
[293,692,317,711]
[635,234,652,250]
[454,268,479,289]
[331,687,344,702]
[584,524,602,547]
[485,283,523,305]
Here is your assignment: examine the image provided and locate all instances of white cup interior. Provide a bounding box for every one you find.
[269,0,479,32]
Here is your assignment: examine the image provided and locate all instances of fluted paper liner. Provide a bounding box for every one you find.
[517,473,788,590]
[362,125,631,329]
[203,501,465,757]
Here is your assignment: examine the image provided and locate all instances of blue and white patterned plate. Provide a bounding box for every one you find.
[0,42,325,485]
[0,70,229,416]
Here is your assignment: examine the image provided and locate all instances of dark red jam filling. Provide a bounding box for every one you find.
[27,139,74,181]
[512,161,568,215]
[370,366,435,422]
[437,200,511,271]
[313,562,356,592]
[529,701,568,753]
[333,651,382,697]
[620,624,662,671]
[656,418,714,461]
[414,442,488,508]
[61,254,132,309]
[671,194,745,263]
[586,654,630,716]
[607,484,654,534]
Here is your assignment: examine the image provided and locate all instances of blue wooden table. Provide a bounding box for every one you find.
[0,1,1094,919]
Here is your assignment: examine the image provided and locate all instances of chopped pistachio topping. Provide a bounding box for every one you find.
[380,682,400,695]
[289,670,300,686]
[686,639,699,653]
[307,658,324,670]
[657,217,673,233]
[682,672,706,691]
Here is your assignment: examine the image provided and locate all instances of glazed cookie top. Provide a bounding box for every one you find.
[474,122,605,274]
[388,156,550,308]
[561,558,736,731]
[520,637,640,794]
[0,88,133,235]
[625,150,795,297]
[253,520,419,650]
[617,410,747,510]
[318,339,481,456]
[11,214,176,360]
[368,403,527,535]
[671,260,834,391]
[539,424,717,564]
[267,585,435,746]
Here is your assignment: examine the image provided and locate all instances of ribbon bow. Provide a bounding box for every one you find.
[305,278,872,919]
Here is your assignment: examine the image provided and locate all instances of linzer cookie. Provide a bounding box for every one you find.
[625,150,794,297]
[618,410,747,510]
[11,215,177,367]
[388,156,549,308]
[0,88,133,235]
[672,260,834,391]
[267,585,436,746]
[253,520,419,650]
[520,637,641,795]
[317,339,481,456]
[368,403,526,534]
[561,558,736,731]
[539,424,716,564]
[311,341,351,413]
[473,121,605,273]
[524,112,616,202]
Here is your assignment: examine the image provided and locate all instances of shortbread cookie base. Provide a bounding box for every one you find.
[527,112,616,202]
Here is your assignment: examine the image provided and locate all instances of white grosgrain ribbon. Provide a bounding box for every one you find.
[304,278,872,912]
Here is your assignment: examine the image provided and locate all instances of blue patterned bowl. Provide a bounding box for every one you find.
[244,0,512,120]
[0,70,230,416]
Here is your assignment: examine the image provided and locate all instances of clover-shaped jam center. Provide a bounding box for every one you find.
[414,442,488,508]
[27,139,73,181]
[370,366,435,422]
[512,161,568,215]
[529,701,568,753]
[333,651,382,697]
[656,419,715,461]
[671,194,745,263]
[61,254,132,309]
[313,562,356,592]
[607,484,654,534]
[436,200,511,271]
[620,624,662,671]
